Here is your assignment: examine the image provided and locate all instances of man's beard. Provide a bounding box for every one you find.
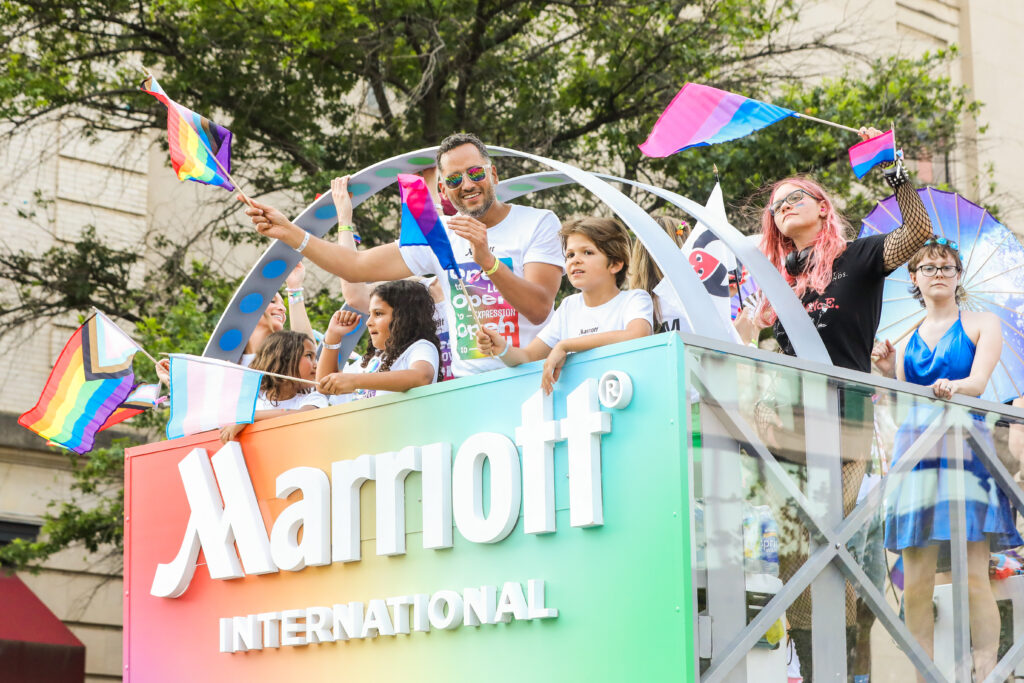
[453,187,495,218]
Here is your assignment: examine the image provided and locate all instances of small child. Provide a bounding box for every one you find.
[220,330,326,442]
[318,279,441,401]
[477,216,653,394]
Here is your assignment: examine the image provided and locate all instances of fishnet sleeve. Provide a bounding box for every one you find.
[881,162,933,271]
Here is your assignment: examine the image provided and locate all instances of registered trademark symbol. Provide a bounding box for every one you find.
[598,371,632,409]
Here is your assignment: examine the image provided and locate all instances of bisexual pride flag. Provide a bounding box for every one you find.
[141,74,235,191]
[19,312,139,454]
[848,129,896,178]
[639,83,797,158]
[165,355,262,439]
[397,173,462,276]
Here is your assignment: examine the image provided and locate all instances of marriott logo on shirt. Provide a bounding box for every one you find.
[578,326,598,336]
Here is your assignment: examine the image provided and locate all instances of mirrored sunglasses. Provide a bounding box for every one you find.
[443,164,491,189]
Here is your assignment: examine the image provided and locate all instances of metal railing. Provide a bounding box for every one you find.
[681,331,1024,683]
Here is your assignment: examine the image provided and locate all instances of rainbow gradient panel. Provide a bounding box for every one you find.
[125,335,695,681]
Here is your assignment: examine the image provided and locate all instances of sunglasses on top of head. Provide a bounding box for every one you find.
[769,188,822,216]
[442,164,491,189]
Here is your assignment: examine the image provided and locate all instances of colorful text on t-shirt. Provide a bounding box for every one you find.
[447,257,518,359]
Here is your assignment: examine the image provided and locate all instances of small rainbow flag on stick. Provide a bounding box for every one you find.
[848,129,896,178]
[165,354,263,439]
[141,73,237,193]
[19,312,141,454]
[397,173,462,276]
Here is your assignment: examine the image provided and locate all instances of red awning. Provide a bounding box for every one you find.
[0,573,85,683]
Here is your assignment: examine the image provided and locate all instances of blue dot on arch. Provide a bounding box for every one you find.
[238,292,264,314]
[218,329,243,352]
[315,204,337,220]
[348,183,370,195]
[261,259,288,279]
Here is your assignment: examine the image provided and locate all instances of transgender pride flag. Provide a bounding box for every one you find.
[397,173,462,276]
[165,354,262,439]
[639,83,797,157]
[848,129,896,178]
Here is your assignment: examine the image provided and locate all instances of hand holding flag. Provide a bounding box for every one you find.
[848,128,897,179]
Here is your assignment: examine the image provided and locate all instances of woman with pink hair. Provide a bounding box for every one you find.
[750,127,934,682]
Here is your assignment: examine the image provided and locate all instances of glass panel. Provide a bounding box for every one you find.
[683,340,1024,682]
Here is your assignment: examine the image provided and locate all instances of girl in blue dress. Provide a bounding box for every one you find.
[873,238,1017,681]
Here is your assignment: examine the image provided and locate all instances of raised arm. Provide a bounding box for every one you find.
[284,262,315,339]
[316,309,361,382]
[331,176,372,312]
[880,163,933,271]
[242,197,413,283]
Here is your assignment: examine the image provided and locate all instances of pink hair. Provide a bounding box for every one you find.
[755,176,850,326]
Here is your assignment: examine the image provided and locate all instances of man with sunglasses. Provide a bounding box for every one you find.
[243,133,563,377]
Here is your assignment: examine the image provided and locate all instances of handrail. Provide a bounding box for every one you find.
[676,330,1024,421]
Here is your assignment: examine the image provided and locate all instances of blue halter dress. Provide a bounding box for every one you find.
[883,316,1021,551]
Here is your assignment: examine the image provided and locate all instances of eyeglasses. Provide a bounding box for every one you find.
[924,237,959,251]
[915,264,961,277]
[769,189,821,216]
[442,164,491,189]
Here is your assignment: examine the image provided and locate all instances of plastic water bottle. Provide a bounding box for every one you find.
[742,506,761,573]
[756,505,780,577]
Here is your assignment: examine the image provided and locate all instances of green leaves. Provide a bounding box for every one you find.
[0,0,985,571]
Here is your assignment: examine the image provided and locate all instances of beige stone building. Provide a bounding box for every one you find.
[0,2,1021,680]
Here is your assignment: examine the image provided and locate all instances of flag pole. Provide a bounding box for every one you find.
[793,112,860,134]
[139,67,254,208]
[454,276,495,357]
[159,353,320,386]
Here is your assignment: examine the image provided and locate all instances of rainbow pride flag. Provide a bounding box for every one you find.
[848,129,896,178]
[639,83,797,158]
[141,75,235,191]
[166,354,262,439]
[19,312,140,454]
[397,173,462,276]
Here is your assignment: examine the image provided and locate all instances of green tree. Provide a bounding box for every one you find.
[0,0,982,569]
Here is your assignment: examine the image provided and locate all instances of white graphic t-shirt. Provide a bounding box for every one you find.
[536,289,654,348]
[400,204,564,376]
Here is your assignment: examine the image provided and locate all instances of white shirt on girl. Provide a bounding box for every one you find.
[536,289,654,348]
[256,390,328,412]
[327,339,440,405]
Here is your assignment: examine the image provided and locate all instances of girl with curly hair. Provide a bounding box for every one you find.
[220,330,325,442]
[317,279,441,401]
